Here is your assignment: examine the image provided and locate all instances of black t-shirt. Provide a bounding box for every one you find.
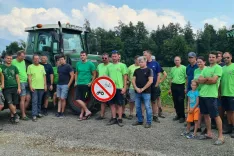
[58,64,73,85]
[41,63,54,85]
[133,68,153,93]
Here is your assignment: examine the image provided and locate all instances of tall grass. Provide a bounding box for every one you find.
[160,67,173,107]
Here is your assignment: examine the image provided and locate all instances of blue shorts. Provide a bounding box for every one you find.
[57,85,69,99]
[199,97,219,118]
[20,82,30,97]
[129,89,136,103]
[221,96,234,111]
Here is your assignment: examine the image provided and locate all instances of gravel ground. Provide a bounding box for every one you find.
[0,108,234,156]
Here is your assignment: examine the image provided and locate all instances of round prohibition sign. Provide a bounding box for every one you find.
[91,76,116,102]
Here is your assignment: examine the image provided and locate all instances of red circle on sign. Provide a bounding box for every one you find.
[91,76,116,102]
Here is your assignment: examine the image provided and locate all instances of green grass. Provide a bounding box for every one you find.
[160,67,173,107]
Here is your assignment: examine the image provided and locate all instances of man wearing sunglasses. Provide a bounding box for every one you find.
[95,53,112,120]
[221,52,234,138]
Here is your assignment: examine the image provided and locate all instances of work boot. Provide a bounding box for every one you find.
[107,118,117,126]
[230,127,234,138]
[153,116,160,123]
[132,121,143,126]
[179,118,185,123]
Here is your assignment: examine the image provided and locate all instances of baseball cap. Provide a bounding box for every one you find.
[151,56,155,60]
[188,52,196,57]
[112,50,118,53]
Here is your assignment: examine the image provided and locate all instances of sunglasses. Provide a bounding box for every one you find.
[224,57,230,59]
[102,57,108,60]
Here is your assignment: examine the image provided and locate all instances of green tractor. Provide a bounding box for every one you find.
[24,21,101,114]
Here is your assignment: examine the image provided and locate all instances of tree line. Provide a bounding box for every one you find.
[86,20,234,66]
[2,20,234,67]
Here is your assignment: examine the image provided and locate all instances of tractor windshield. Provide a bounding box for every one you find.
[63,31,84,54]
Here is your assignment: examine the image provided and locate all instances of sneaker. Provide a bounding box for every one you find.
[186,134,197,139]
[173,116,180,121]
[132,121,143,126]
[128,115,133,120]
[95,116,105,120]
[32,116,37,122]
[179,118,185,123]
[122,114,127,119]
[43,109,48,116]
[158,112,165,118]
[144,123,151,128]
[10,117,14,123]
[117,119,124,127]
[59,113,64,119]
[153,116,160,123]
[14,114,20,123]
[107,118,117,126]
[37,114,43,118]
[55,113,60,118]
[230,130,234,138]
[181,131,190,136]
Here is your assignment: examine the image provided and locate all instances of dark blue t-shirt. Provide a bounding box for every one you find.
[42,63,54,85]
[58,64,73,85]
[219,62,225,67]
[186,64,198,91]
[147,61,161,86]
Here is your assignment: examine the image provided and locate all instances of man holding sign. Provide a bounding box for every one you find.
[106,51,128,127]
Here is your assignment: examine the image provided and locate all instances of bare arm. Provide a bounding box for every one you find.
[16,74,21,94]
[90,71,96,84]
[50,74,54,85]
[0,72,4,89]
[142,77,153,92]
[187,97,190,111]
[68,71,74,88]
[205,76,219,84]
[44,75,47,91]
[132,76,137,90]
[155,73,160,87]
[193,97,199,109]
[160,71,167,83]
[121,74,128,94]
[198,76,207,84]
[28,74,34,92]
[75,72,78,86]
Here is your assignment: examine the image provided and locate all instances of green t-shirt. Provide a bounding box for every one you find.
[97,63,112,77]
[76,61,96,85]
[221,63,234,96]
[12,59,27,83]
[27,64,46,89]
[128,64,140,89]
[107,63,128,89]
[194,67,206,91]
[170,65,186,84]
[1,65,19,88]
[53,67,58,85]
[199,64,222,98]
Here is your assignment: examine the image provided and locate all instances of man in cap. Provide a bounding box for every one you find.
[186,52,198,93]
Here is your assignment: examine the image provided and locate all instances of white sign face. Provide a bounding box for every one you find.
[93,79,114,100]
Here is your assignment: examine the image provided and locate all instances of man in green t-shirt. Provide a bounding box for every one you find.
[95,53,112,120]
[0,67,4,112]
[27,54,47,122]
[12,50,31,120]
[75,51,96,120]
[198,51,224,145]
[1,54,21,123]
[127,55,139,119]
[220,52,234,138]
[169,56,187,123]
[106,51,128,127]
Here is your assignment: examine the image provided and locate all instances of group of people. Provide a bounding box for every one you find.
[0,49,233,146]
[170,51,234,146]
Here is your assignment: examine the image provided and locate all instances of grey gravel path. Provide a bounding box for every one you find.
[0,108,234,156]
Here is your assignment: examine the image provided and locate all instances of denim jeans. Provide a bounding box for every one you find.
[32,89,44,117]
[135,93,152,124]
